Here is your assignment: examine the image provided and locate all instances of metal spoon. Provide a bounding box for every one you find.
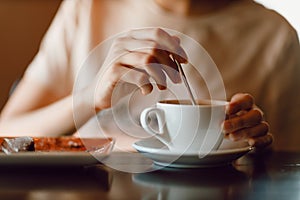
[170,54,197,105]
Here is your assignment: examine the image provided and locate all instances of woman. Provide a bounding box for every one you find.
[1,0,298,151]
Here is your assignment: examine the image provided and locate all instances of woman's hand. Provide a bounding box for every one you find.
[90,28,187,110]
[223,93,273,148]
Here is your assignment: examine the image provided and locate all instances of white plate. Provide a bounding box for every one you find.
[0,139,115,166]
[133,138,253,168]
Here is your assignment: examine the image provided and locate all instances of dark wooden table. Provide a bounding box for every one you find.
[0,151,299,200]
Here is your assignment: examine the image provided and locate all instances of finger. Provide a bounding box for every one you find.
[122,73,153,95]
[115,64,153,95]
[227,122,269,141]
[156,50,181,83]
[227,93,254,115]
[135,47,181,84]
[248,133,273,148]
[143,63,167,90]
[117,38,181,83]
[117,52,167,91]
[170,35,188,62]
[223,109,263,133]
[172,35,181,44]
[128,28,188,63]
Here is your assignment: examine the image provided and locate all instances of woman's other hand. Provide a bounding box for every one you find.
[223,93,273,149]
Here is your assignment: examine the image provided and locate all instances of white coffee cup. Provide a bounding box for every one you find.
[140,99,228,154]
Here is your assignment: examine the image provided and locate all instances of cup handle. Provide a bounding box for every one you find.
[140,107,172,149]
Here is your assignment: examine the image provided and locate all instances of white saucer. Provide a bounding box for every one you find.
[133,138,253,168]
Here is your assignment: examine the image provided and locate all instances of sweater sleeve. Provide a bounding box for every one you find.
[263,27,300,151]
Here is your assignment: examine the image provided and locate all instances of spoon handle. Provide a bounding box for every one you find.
[170,55,197,106]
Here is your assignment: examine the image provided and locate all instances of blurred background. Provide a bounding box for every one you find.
[0,0,299,110]
[0,0,62,110]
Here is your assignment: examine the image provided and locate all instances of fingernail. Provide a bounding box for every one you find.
[158,84,166,90]
[248,139,255,146]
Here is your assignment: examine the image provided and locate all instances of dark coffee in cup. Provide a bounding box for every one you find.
[159,99,225,106]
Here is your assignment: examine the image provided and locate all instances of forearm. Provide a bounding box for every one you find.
[0,93,96,137]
